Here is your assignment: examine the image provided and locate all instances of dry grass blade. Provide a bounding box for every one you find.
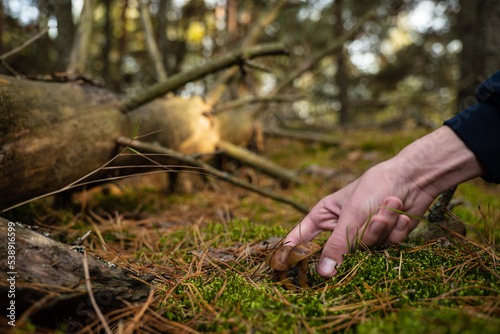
[124,288,155,333]
[82,252,113,334]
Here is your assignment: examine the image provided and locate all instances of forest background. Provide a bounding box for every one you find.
[1,0,500,333]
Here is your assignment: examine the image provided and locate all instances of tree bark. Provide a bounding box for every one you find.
[0,217,154,329]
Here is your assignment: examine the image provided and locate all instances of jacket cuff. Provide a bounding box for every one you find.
[444,100,500,184]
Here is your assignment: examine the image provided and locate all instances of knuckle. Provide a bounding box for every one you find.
[324,232,352,254]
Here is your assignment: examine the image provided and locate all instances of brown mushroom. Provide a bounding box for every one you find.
[287,242,322,289]
[268,242,322,290]
[268,245,295,290]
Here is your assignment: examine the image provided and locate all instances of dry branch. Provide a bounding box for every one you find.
[263,128,341,146]
[118,42,287,112]
[205,0,290,106]
[270,8,376,98]
[217,139,304,186]
[116,136,310,213]
[213,96,301,113]
[0,27,49,61]
[215,8,376,146]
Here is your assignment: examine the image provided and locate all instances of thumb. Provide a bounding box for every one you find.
[316,204,367,277]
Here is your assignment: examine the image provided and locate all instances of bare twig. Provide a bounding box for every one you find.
[124,288,155,334]
[0,27,50,61]
[213,96,302,113]
[71,230,92,246]
[82,252,113,334]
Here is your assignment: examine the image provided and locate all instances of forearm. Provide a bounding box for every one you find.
[394,126,486,200]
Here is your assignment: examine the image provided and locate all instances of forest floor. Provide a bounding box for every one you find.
[3,127,500,333]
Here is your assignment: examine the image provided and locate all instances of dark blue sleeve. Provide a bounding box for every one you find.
[444,71,500,184]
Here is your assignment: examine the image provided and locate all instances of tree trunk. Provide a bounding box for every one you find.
[55,0,75,70]
[0,75,219,206]
[102,0,112,78]
[158,0,170,73]
[139,0,168,81]
[0,217,154,329]
[457,0,500,109]
[334,0,349,126]
[68,0,97,75]
[226,0,238,45]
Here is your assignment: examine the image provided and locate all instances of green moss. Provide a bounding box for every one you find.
[354,306,500,334]
[156,238,500,333]
[92,189,158,213]
[203,218,288,244]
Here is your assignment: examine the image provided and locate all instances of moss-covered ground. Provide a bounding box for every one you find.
[4,128,500,333]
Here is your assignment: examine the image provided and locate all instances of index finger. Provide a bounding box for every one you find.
[284,195,342,247]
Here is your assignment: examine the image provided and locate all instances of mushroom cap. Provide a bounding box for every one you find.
[269,245,293,271]
[287,242,321,266]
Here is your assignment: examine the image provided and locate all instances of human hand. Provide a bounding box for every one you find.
[284,126,485,277]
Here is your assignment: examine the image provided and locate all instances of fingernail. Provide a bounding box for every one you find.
[319,257,337,276]
[395,218,408,232]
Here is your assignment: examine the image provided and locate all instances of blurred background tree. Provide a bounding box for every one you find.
[1,0,499,130]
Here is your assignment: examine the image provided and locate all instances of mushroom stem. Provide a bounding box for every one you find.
[277,270,296,291]
[297,259,309,289]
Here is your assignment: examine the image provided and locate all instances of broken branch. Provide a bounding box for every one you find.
[0,27,50,61]
[116,136,309,214]
[118,42,287,113]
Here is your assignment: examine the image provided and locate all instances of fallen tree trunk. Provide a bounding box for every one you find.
[0,75,218,206]
[0,217,154,329]
[0,42,284,207]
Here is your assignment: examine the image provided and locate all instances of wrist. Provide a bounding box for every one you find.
[393,126,486,199]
